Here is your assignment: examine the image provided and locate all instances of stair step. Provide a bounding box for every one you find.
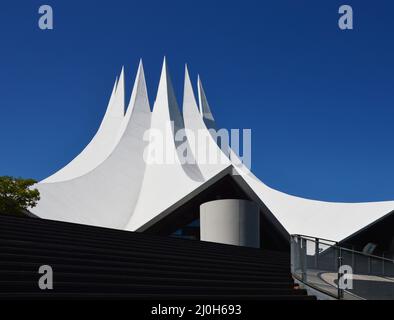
[0,242,290,270]
[0,292,316,300]
[0,270,294,288]
[0,231,289,262]
[0,214,313,300]
[0,281,308,296]
[0,262,293,282]
[0,216,288,257]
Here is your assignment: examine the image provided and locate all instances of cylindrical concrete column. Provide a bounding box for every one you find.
[200,199,260,248]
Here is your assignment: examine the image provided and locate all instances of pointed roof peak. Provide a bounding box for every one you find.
[197,74,203,87]
[137,59,144,73]
[136,59,144,76]
[184,64,195,97]
[124,58,150,118]
[197,75,215,126]
[158,56,175,90]
[162,56,167,70]
[159,56,169,80]
[184,64,191,81]
[153,57,183,126]
[113,66,125,116]
[183,64,198,116]
[116,66,125,89]
[106,76,118,110]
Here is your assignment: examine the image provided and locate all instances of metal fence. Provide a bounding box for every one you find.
[291,234,394,300]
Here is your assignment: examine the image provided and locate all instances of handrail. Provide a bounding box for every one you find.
[339,245,394,263]
[291,234,338,246]
[291,234,394,263]
[290,234,394,300]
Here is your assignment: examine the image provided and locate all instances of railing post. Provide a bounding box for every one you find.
[300,237,307,282]
[351,246,355,273]
[334,245,337,269]
[290,236,295,274]
[297,236,301,265]
[291,234,394,300]
[296,235,302,278]
[337,246,344,299]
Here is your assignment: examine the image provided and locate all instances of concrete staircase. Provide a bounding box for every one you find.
[0,214,315,300]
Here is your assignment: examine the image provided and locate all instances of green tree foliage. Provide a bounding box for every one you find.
[0,176,40,216]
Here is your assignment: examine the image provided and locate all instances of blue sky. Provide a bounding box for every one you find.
[0,0,393,202]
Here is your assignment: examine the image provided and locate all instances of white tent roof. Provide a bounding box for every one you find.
[31,59,394,242]
[42,69,126,183]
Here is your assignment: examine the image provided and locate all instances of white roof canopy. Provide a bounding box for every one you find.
[31,59,394,243]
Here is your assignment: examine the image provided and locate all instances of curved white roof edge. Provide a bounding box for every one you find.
[31,62,151,229]
[125,58,216,230]
[197,75,216,131]
[183,65,231,179]
[42,68,126,183]
[32,59,394,243]
[234,164,394,242]
[196,80,394,243]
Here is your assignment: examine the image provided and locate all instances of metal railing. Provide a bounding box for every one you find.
[291,234,394,300]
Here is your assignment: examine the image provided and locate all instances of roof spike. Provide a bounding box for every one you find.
[126,58,149,114]
[184,63,190,79]
[116,66,124,88]
[114,66,125,116]
[154,58,168,111]
[41,72,124,183]
[154,56,181,122]
[105,76,118,114]
[114,59,151,145]
[197,75,216,129]
[183,64,199,116]
[197,75,203,115]
[111,76,118,99]
[159,56,167,77]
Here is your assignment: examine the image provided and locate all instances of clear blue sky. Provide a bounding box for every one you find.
[0,0,393,202]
